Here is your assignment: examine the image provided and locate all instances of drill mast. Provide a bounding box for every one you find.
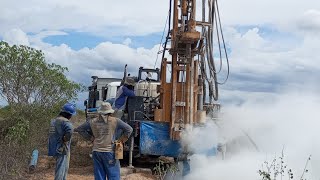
[156,0,227,140]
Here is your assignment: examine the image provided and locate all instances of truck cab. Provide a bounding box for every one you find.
[84,76,121,115]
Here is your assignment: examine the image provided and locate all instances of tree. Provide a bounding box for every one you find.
[0,41,83,107]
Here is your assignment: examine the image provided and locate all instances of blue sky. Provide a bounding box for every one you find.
[43,31,163,50]
[41,25,298,51]
[0,0,320,107]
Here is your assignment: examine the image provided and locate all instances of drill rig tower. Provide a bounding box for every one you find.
[156,0,227,140]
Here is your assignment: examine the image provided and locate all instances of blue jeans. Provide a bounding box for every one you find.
[92,151,120,180]
[54,152,70,180]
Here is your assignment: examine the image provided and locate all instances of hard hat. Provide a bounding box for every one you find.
[124,77,136,86]
[61,103,77,116]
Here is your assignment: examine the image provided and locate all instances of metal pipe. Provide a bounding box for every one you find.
[189,45,194,125]
[170,0,179,139]
[128,135,134,168]
[29,149,39,173]
[198,75,203,111]
[198,94,203,111]
[191,0,196,20]
[202,0,205,22]
[196,21,212,27]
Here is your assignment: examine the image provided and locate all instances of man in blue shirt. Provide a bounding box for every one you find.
[48,103,76,180]
[113,77,136,119]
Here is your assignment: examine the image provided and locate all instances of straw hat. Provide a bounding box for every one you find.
[98,102,115,114]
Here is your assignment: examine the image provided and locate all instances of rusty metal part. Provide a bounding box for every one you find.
[182,0,188,16]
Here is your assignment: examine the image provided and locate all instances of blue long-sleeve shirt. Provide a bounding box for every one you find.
[113,86,135,110]
[48,116,73,156]
[74,120,93,141]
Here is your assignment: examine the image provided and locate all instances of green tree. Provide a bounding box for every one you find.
[0,41,85,178]
[0,41,83,107]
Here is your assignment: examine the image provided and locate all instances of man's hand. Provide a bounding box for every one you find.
[63,135,69,142]
[117,135,129,144]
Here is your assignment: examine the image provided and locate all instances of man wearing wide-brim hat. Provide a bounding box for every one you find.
[89,102,133,180]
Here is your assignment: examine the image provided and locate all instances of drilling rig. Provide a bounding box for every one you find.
[123,0,229,165]
[83,0,229,170]
[155,0,228,139]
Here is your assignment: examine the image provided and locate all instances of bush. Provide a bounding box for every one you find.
[0,41,83,179]
[258,150,311,180]
[0,104,60,179]
[6,119,30,144]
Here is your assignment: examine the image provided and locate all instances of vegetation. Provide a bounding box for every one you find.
[258,150,311,180]
[153,159,180,180]
[0,41,83,107]
[0,41,84,179]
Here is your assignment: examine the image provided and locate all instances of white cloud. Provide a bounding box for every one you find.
[296,9,320,33]
[122,38,132,46]
[0,28,160,88]
[1,0,319,37]
[3,28,30,45]
[39,40,160,86]
[219,23,320,95]
[1,3,320,106]
[0,0,168,36]
[219,0,320,27]
[2,15,320,104]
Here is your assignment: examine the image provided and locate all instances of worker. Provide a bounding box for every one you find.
[113,77,136,119]
[90,102,133,180]
[48,102,76,180]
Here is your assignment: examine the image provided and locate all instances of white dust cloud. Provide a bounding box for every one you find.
[183,92,320,180]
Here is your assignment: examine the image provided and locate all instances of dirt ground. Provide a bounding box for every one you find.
[20,117,157,180]
[22,131,157,180]
[25,167,156,180]
[23,156,156,180]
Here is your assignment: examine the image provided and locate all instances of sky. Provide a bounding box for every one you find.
[1,0,320,107]
[1,0,320,178]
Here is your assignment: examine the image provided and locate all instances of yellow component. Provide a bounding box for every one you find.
[115,141,123,160]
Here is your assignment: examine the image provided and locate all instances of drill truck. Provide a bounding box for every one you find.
[84,0,229,170]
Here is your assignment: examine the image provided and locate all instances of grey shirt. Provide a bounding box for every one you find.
[89,114,133,152]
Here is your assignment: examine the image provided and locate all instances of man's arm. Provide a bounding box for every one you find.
[62,121,74,142]
[122,86,135,97]
[74,121,93,141]
[116,119,133,143]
